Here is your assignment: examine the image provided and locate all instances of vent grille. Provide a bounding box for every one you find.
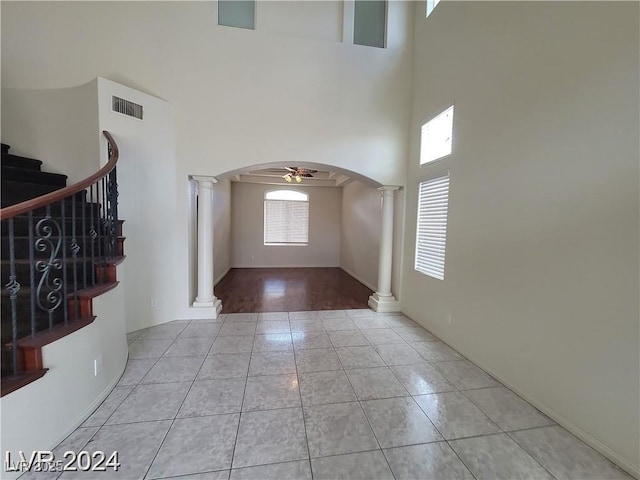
[112,96,143,120]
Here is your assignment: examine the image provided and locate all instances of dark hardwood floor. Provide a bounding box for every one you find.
[216,268,374,313]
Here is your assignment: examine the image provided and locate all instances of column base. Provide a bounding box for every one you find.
[368,293,401,313]
[191,297,223,318]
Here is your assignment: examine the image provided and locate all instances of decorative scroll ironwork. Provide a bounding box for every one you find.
[5,276,20,299]
[0,131,120,385]
[34,216,64,313]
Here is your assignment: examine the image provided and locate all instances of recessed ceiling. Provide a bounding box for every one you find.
[231,167,351,187]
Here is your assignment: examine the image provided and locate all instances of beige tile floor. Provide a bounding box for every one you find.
[22,310,633,479]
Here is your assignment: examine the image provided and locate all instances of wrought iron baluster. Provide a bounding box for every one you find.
[99,177,104,277]
[101,177,106,265]
[6,218,20,375]
[82,193,87,289]
[71,198,79,321]
[0,132,119,382]
[95,180,103,283]
[105,174,113,259]
[35,205,63,331]
[28,211,36,337]
[104,176,110,259]
[109,167,119,259]
[61,199,68,326]
[89,184,96,287]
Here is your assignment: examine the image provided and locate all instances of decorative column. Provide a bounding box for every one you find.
[192,176,222,315]
[369,186,401,313]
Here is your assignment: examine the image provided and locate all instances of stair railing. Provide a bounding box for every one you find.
[1,131,120,380]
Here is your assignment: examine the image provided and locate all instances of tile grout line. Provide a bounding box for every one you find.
[84,313,584,480]
[141,328,207,480]
[310,311,517,479]
[97,322,189,432]
[228,319,254,473]
[377,353,481,480]
[505,430,561,480]
[291,314,315,480]
[339,356,398,479]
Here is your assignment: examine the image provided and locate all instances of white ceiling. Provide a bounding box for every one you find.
[230,167,351,188]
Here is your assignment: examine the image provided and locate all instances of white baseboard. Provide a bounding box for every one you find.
[214,267,231,286]
[339,266,377,292]
[38,353,127,466]
[410,318,640,479]
[230,264,341,269]
[471,353,639,478]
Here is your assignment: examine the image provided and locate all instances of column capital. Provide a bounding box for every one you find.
[192,175,218,189]
[377,185,400,196]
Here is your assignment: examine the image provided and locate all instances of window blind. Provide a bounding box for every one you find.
[264,199,309,245]
[415,174,450,280]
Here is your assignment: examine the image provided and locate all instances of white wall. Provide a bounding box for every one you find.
[0,0,413,321]
[0,276,128,480]
[340,180,405,300]
[213,178,232,284]
[402,2,639,475]
[340,180,380,290]
[2,83,100,184]
[0,81,130,472]
[96,78,178,332]
[231,182,341,268]
[0,1,413,187]
[257,1,344,43]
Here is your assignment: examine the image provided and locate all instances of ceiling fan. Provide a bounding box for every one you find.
[282,166,317,183]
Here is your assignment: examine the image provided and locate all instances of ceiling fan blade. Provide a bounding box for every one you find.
[285,167,298,173]
[301,173,314,177]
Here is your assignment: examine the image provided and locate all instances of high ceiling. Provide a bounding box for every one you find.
[230,167,351,188]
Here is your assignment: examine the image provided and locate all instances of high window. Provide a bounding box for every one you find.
[415,174,450,280]
[353,0,386,48]
[420,105,454,165]
[426,0,441,17]
[218,0,255,30]
[264,190,309,246]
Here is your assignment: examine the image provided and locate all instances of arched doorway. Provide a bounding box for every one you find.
[187,162,402,317]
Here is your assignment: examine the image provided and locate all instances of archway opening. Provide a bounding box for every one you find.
[188,161,402,315]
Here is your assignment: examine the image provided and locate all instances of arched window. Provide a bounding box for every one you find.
[264,190,309,246]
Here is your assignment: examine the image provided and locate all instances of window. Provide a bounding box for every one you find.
[415,174,450,280]
[353,0,386,48]
[420,105,454,165]
[218,0,255,30]
[426,0,441,17]
[264,190,309,246]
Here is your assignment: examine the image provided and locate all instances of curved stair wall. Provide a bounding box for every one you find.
[0,132,128,479]
[0,285,127,480]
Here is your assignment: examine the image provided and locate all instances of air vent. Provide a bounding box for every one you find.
[112,96,143,120]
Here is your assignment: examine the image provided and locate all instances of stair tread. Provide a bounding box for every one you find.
[1,257,117,265]
[1,235,124,240]
[0,281,116,296]
[1,152,43,171]
[1,165,67,186]
[0,369,48,396]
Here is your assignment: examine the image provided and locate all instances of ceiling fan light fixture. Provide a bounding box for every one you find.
[284,173,292,183]
[295,175,302,183]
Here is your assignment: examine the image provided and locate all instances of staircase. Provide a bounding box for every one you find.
[0,133,124,396]
[1,144,68,207]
